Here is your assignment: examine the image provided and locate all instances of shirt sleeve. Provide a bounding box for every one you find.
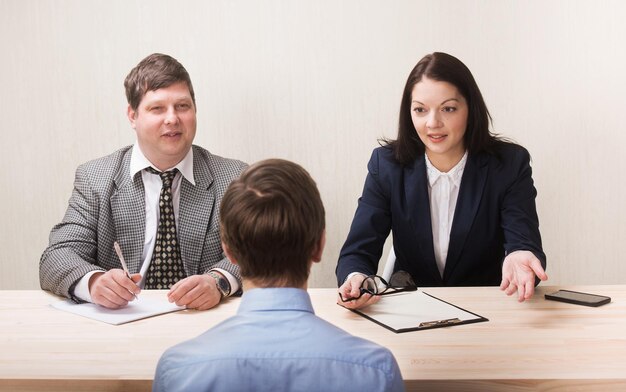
[72,271,101,302]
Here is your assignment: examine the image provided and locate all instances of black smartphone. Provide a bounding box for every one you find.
[545,289,611,307]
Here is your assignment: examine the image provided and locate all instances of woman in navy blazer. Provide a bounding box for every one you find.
[337,52,547,309]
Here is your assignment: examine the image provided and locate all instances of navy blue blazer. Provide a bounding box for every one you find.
[336,143,546,287]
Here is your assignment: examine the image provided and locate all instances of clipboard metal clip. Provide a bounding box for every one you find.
[419,317,462,328]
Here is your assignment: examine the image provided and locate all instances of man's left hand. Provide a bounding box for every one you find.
[500,250,548,302]
[167,274,222,310]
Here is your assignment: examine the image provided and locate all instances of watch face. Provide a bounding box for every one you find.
[210,272,230,296]
[217,277,229,294]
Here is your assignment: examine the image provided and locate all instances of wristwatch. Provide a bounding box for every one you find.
[208,271,231,298]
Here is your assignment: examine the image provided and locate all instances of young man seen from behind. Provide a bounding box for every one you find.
[154,158,404,392]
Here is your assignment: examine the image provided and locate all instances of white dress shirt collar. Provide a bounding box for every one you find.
[425,151,468,188]
[130,143,195,186]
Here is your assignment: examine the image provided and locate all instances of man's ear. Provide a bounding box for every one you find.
[127,105,137,129]
[311,230,326,264]
[222,241,238,265]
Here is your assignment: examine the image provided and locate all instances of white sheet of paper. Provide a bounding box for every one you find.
[51,296,185,325]
[356,290,483,331]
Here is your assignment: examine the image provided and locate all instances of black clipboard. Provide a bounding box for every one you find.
[350,290,488,333]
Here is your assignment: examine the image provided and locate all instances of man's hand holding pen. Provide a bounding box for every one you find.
[88,269,142,309]
[87,241,142,309]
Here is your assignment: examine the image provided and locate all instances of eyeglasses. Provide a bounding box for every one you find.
[339,270,417,302]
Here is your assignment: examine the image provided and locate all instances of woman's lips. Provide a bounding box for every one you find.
[428,134,447,143]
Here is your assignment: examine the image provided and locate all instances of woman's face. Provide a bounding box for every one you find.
[410,77,468,171]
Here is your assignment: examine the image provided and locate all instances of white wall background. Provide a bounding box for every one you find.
[1,0,625,289]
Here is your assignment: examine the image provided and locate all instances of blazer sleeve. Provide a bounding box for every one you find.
[193,151,247,293]
[500,147,547,269]
[336,149,393,285]
[39,164,107,300]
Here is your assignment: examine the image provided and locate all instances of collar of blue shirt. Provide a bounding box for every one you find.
[237,287,315,315]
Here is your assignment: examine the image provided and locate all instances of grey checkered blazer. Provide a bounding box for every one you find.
[40,145,247,301]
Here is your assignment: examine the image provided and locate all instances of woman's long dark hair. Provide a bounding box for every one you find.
[386,52,506,165]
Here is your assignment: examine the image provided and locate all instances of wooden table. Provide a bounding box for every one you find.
[1,286,625,391]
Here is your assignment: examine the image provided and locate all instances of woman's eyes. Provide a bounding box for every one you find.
[412,106,457,114]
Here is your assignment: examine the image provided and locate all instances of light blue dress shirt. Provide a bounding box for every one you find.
[153,288,405,392]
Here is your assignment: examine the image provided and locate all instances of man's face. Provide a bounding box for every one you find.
[127,81,197,170]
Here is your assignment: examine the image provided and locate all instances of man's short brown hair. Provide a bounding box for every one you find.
[124,53,196,110]
[220,159,325,287]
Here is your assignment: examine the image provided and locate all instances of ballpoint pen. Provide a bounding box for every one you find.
[113,241,139,300]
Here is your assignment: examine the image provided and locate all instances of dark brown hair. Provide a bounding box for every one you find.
[220,159,326,287]
[124,53,195,110]
[388,52,504,164]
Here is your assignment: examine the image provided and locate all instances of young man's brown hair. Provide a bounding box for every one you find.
[219,159,325,287]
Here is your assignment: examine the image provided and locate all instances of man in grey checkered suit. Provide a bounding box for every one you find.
[40,53,247,310]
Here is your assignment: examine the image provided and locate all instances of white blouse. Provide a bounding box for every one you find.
[425,151,468,277]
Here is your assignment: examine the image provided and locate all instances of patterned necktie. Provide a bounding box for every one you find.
[144,167,186,289]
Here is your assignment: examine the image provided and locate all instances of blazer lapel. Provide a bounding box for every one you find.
[178,150,215,276]
[110,149,146,273]
[443,153,488,281]
[404,155,442,284]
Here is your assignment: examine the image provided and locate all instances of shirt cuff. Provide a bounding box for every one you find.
[211,268,239,297]
[345,271,368,284]
[72,271,102,303]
